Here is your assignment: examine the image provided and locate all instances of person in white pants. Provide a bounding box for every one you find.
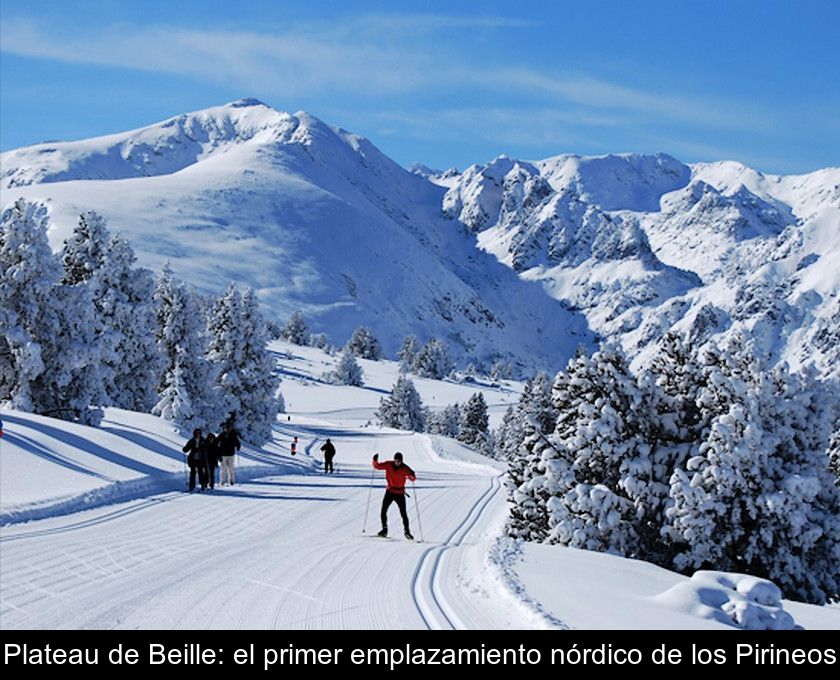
[217,422,241,486]
[220,454,236,486]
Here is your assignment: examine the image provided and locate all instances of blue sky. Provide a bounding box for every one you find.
[1,0,837,173]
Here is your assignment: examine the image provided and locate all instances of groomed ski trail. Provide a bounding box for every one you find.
[0,426,541,629]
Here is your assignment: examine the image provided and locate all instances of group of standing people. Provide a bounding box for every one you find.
[182,422,242,492]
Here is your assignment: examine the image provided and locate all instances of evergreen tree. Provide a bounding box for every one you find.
[398,335,419,372]
[234,288,281,444]
[458,392,489,445]
[413,337,452,379]
[206,285,280,443]
[0,200,104,425]
[666,355,840,604]
[377,376,425,432]
[61,211,109,285]
[428,403,462,438]
[281,310,309,345]
[97,236,161,411]
[153,265,219,432]
[326,348,364,386]
[346,326,382,360]
[540,346,656,556]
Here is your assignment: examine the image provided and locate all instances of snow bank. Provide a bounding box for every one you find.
[651,571,797,630]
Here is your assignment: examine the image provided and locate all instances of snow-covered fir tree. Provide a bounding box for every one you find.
[666,347,840,604]
[377,376,425,432]
[281,310,309,345]
[540,345,658,556]
[206,283,243,422]
[0,200,105,425]
[153,264,220,433]
[97,236,161,411]
[413,337,452,379]
[345,325,382,360]
[234,288,282,444]
[206,285,280,443]
[60,211,109,285]
[325,348,364,386]
[428,403,461,438]
[458,392,489,445]
[398,335,419,372]
[0,200,57,408]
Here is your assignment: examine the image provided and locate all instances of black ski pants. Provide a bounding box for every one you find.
[381,491,410,533]
[324,453,334,473]
[189,462,208,491]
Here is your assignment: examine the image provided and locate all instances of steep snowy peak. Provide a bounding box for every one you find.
[691,160,840,220]
[442,156,541,232]
[2,103,591,375]
[536,152,691,212]
[443,153,699,337]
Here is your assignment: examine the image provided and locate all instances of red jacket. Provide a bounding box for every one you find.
[372,457,416,494]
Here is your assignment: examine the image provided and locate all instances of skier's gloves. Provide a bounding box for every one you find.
[373,454,379,461]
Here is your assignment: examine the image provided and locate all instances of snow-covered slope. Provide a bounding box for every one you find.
[3,342,836,630]
[0,100,591,375]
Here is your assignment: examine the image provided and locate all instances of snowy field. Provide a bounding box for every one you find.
[1,342,838,629]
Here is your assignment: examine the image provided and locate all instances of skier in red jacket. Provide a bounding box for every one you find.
[372,452,416,539]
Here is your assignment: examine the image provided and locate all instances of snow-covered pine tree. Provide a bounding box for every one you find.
[97,236,161,411]
[206,284,243,423]
[0,200,57,408]
[666,352,840,604]
[326,348,363,386]
[398,335,419,372]
[432,403,462,439]
[540,345,655,557]
[1,201,105,425]
[458,392,489,445]
[281,310,309,345]
[61,211,110,285]
[346,326,382,360]
[377,376,425,432]
[153,265,220,433]
[413,337,452,379]
[641,332,705,444]
[507,419,559,541]
[234,288,281,444]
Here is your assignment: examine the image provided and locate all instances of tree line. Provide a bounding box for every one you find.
[499,333,840,605]
[0,199,282,444]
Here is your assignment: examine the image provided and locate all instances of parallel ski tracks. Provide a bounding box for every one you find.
[410,436,502,629]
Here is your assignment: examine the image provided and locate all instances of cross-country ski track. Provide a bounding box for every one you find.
[0,421,541,629]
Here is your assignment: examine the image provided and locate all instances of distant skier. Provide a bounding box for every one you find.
[321,438,336,473]
[218,422,241,486]
[372,452,416,539]
[182,429,209,492]
[291,436,298,456]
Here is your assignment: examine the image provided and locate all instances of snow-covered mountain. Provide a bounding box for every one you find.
[0,99,590,374]
[3,99,838,380]
[440,151,840,380]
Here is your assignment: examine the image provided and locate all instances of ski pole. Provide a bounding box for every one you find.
[362,465,375,534]
[412,480,425,543]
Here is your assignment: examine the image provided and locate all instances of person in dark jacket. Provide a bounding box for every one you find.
[217,422,241,486]
[182,429,208,492]
[205,432,220,490]
[320,438,336,473]
[372,452,416,539]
